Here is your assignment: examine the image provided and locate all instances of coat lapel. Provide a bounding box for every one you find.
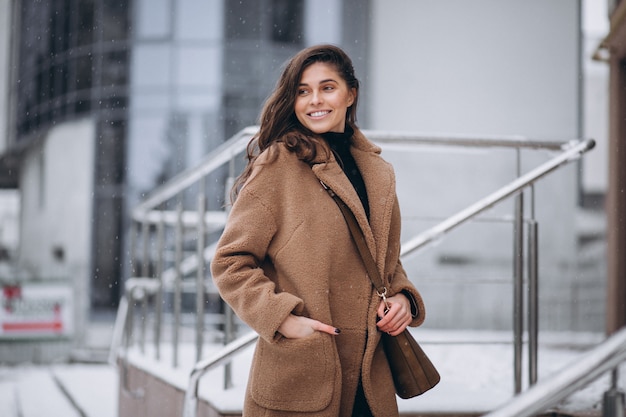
[350,131,396,272]
[311,130,396,274]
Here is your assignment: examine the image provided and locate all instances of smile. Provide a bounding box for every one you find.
[309,110,330,117]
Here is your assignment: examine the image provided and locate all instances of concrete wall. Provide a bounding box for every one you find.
[0,0,12,153]
[367,1,602,331]
[18,118,96,346]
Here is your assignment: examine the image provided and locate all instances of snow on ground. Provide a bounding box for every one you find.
[0,364,117,417]
[125,328,622,415]
[1,329,624,417]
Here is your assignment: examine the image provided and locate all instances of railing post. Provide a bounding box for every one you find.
[513,191,524,394]
[139,221,150,354]
[173,202,184,368]
[127,222,138,347]
[141,220,150,277]
[603,368,625,417]
[513,148,525,394]
[527,185,539,386]
[154,213,165,361]
[223,171,236,390]
[196,181,206,362]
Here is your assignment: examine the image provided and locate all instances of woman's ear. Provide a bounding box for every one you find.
[348,88,357,106]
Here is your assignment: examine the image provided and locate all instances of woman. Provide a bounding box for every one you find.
[211,44,426,417]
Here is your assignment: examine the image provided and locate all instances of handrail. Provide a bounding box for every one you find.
[183,331,259,417]
[482,327,626,417]
[180,137,597,417]
[132,126,258,220]
[363,130,567,150]
[131,126,573,221]
[400,138,596,257]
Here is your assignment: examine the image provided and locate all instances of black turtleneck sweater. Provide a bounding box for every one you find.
[321,126,370,219]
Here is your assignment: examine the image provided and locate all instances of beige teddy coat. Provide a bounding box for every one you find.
[211,129,426,417]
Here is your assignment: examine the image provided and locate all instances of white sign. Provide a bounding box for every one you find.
[1,284,74,338]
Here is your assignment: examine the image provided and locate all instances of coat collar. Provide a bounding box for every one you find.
[311,129,396,269]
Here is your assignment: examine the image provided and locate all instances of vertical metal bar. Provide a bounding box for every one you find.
[127,222,138,347]
[173,203,184,368]
[223,169,236,390]
[602,368,625,417]
[141,221,150,277]
[224,306,234,390]
[140,221,150,354]
[513,192,524,394]
[512,149,524,394]
[139,291,147,354]
[528,217,539,386]
[196,181,206,362]
[129,221,138,279]
[154,213,165,360]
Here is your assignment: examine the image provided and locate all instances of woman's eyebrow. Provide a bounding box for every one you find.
[298,78,339,86]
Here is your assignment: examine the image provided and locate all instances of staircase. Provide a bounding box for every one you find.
[109,128,618,417]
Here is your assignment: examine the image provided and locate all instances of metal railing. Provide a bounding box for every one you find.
[178,136,595,417]
[110,127,598,416]
[482,327,626,417]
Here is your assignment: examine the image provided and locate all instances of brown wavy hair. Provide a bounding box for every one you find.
[231,44,360,201]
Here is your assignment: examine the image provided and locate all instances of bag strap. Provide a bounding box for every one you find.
[320,181,390,307]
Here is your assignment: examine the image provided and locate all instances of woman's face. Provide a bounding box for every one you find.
[294,62,355,134]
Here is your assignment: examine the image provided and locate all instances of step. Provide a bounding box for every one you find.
[0,364,118,417]
[12,367,81,417]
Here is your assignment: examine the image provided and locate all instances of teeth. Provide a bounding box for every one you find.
[310,111,329,117]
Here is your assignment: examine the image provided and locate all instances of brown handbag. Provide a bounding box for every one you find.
[321,181,440,398]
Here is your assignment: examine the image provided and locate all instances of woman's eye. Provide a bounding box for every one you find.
[298,89,309,96]
[323,85,334,91]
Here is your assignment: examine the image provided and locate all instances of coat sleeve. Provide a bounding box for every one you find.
[210,186,304,342]
[385,196,426,327]
[388,260,426,327]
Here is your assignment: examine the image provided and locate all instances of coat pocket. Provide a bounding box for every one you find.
[250,331,336,412]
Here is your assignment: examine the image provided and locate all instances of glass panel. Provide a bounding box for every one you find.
[176,0,222,41]
[76,0,95,47]
[271,0,303,44]
[225,0,261,40]
[131,44,172,87]
[102,0,131,41]
[135,0,172,39]
[75,54,94,91]
[175,46,220,88]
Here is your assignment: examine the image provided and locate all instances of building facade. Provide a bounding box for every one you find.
[0,0,613,363]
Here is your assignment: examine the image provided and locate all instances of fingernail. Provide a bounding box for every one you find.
[334,328,341,334]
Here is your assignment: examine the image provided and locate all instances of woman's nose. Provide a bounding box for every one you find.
[311,90,322,105]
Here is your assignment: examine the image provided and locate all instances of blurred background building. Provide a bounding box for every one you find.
[0,0,615,362]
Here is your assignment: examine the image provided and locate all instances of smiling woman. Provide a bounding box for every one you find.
[295,62,355,134]
[211,44,427,417]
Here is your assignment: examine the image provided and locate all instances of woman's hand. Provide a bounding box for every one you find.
[278,314,340,339]
[376,293,412,336]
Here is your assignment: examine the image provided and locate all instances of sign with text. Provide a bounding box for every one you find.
[1,284,73,338]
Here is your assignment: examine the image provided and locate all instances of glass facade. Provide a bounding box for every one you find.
[16,0,130,137]
[13,0,369,311]
[16,0,131,309]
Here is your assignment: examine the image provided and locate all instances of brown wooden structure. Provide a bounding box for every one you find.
[595,0,626,334]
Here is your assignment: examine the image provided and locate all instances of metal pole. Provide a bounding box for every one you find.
[603,368,625,417]
[528,184,539,386]
[512,149,524,394]
[154,214,165,361]
[173,203,183,368]
[141,221,150,277]
[195,182,206,362]
[127,223,138,346]
[224,306,234,389]
[223,166,236,389]
[513,192,525,394]
[528,218,539,386]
